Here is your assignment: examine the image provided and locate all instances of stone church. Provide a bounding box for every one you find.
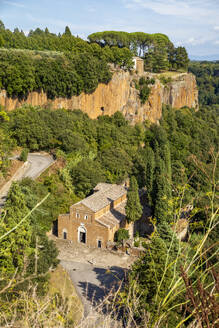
[58,183,129,248]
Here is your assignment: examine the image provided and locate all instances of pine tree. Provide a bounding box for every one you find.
[125,176,142,223]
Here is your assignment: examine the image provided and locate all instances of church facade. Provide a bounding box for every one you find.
[58,183,128,248]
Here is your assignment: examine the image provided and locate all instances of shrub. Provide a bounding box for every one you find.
[114,228,129,243]
[19,148,29,162]
[134,240,140,247]
[159,76,173,85]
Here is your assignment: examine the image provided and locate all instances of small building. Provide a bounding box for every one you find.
[58,183,128,248]
[133,57,144,74]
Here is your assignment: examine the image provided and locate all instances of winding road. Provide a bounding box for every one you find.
[0,153,54,206]
[23,153,54,180]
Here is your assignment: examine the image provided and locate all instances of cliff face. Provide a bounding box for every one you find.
[0,71,198,123]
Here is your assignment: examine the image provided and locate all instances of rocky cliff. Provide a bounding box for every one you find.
[0,71,198,123]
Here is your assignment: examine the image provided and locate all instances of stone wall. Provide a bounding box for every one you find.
[58,212,110,248]
[0,71,198,124]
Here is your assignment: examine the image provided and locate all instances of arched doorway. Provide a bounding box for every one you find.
[78,226,86,244]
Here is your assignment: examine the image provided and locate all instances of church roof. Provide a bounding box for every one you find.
[96,200,126,228]
[74,183,127,213]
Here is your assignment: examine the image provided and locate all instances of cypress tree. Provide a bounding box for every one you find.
[125,176,143,223]
[153,156,172,224]
[64,26,72,36]
[145,146,155,205]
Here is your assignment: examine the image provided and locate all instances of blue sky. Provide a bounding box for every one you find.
[0,0,219,59]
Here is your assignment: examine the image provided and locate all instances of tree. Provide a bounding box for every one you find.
[0,20,5,30]
[175,46,189,71]
[145,147,155,205]
[0,35,4,47]
[19,148,29,162]
[0,183,33,279]
[64,26,72,36]
[153,156,172,224]
[125,176,142,223]
[114,228,129,243]
[123,234,176,322]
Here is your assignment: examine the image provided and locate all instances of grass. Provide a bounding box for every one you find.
[0,47,63,58]
[157,71,183,78]
[49,265,84,325]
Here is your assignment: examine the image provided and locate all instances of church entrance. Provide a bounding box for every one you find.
[78,226,86,244]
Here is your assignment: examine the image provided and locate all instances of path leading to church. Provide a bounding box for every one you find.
[52,236,136,323]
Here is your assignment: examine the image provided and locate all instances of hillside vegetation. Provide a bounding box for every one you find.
[189,60,219,106]
[0,21,188,100]
[0,20,218,326]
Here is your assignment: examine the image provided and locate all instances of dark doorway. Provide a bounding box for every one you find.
[52,220,58,236]
[98,240,102,248]
[80,231,86,243]
[63,231,67,240]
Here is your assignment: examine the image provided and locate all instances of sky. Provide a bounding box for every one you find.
[0,0,219,60]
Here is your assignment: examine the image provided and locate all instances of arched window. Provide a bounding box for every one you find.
[62,229,68,240]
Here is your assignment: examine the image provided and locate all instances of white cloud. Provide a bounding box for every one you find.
[185,37,207,46]
[214,26,219,30]
[214,40,219,45]
[3,1,25,8]
[123,0,218,22]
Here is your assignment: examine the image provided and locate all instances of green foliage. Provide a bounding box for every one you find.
[135,77,155,104]
[19,148,28,162]
[189,61,219,106]
[124,234,175,319]
[0,127,14,175]
[0,182,32,279]
[19,177,78,232]
[139,84,150,104]
[153,156,172,224]
[0,21,190,99]
[159,75,173,85]
[125,176,142,223]
[114,228,129,243]
[70,159,104,198]
[88,30,188,73]
[0,49,111,99]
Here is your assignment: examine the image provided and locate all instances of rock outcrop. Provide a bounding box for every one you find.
[0,71,198,123]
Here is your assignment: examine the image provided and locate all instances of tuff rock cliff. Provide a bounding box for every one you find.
[0,71,198,123]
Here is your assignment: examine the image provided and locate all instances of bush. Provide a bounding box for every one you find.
[114,228,129,243]
[134,240,140,247]
[136,77,154,104]
[19,148,29,161]
[159,76,172,85]
[140,85,150,104]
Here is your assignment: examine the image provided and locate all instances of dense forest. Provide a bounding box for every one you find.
[0,77,218,325]
[0,19,218,327]
[0,21,189,100]
[189,61,219,106]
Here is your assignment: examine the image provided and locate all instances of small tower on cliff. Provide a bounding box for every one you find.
[133,57,144,74]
